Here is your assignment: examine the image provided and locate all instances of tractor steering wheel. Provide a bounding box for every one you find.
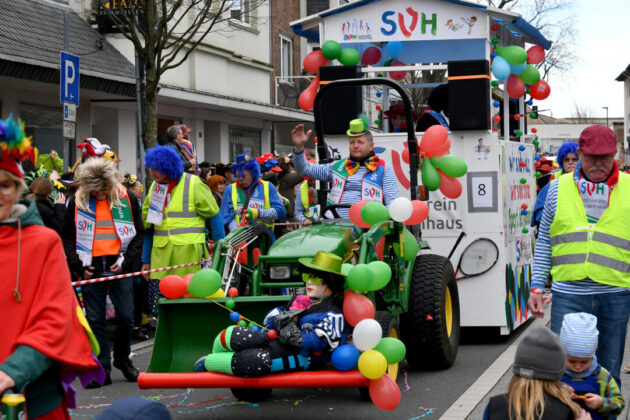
[320,204,352,219]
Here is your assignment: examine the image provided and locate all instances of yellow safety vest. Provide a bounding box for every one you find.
[231,180,273,228]
[300,180,309,210]
[549,172,630,287]
[148,173,206,246]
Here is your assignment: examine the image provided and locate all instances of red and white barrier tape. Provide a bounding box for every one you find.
[71,259,209,287]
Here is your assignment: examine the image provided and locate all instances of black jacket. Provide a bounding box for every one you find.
[165,140,192,171]
[486,393,574,420]
[61,194,144,279]
[34,196,65,236]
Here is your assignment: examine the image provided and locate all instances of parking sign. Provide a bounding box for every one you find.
[60,52,80,106]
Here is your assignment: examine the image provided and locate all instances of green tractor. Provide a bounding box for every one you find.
[141,79,460,397]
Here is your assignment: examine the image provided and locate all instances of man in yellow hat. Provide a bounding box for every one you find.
[290,119,398,218]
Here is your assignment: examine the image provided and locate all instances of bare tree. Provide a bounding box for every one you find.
[98,0,266,151]
[572,101,595,123]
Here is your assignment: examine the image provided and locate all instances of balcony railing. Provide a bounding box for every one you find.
[274,76,313,109]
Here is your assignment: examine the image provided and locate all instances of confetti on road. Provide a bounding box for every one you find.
[177,401,259,414]
[408,407,434,419]
[403,369,411,392]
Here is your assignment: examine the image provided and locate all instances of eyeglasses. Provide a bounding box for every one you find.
[302,273,322,285]
[131,186,143,192]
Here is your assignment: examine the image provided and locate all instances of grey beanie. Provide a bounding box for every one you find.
[513,327,565,381]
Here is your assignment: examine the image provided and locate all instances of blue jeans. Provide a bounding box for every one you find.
[550,290,630,386]
[83,277,134,374]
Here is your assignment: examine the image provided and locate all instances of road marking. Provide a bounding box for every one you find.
[440,313,550,420]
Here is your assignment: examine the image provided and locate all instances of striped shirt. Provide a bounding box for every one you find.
[531,171,627,294]
[293,149,399,218]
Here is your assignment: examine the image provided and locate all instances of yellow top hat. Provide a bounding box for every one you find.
[346,119,368,137]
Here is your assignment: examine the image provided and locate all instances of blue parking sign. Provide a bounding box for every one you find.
[60,52,80,106]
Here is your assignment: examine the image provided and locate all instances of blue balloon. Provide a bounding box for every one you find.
[491,56,510,80]
[229,312,240,322]
[331,344,360,371]
[490,52,497,59]
[534,156,541,161]
[527,100,534,106]
[250,326,260,332]
[376,92,382,98]
[385,41,403,59]
[519,145,526,151]
[493,101,500,108]
[522,209,528,216]
[510,62,527,75]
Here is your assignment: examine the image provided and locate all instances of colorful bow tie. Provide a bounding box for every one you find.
[346,153,379,176]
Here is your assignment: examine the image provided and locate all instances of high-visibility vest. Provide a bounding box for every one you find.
[92,199,122,256]
[328,159,384,205]
[231,180,273,228]
[549,172,630,287]
[300,180,310,210]
[148,173,206,247]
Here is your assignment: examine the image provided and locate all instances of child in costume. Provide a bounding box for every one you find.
[195,251,348,376]
[559,313,625,419]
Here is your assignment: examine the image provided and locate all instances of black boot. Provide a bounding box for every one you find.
[113,359,139,382]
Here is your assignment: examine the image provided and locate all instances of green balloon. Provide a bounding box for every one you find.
[392,229,419,261]
[361,201,390,226]
[188,269,222,298]
[374,337,406,364]
[338,48,361,66]
[321,40,341,60]
[420,158,441,191]
[519,64,541,85]
[226,299,236,309]
[429,156,468,178]
[346,264,374,291]
[491,80,499,87]
[368,261,391,290]
[237,320,247,327]
[341,263,353,276]
[495,46,527,65]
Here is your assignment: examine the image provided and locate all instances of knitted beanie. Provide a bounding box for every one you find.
[513,327,565,381]
[559,312,599,358]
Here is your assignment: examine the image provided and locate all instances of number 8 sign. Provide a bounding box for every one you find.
[467,171,497,213]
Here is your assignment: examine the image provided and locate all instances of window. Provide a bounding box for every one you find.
[279,35,292,81]
[229,127,261,161]
[230,0,250,24]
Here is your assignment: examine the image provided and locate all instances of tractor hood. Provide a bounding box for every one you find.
[263,220,360,261]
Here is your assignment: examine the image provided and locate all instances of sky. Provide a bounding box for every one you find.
[532,0,630,119]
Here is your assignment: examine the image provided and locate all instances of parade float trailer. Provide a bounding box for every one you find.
[290,0,552,334]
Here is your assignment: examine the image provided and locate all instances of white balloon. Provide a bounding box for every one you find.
[389,197,413,222]
[352,318,383,351]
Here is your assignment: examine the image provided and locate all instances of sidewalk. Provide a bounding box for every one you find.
[465,322,630,419]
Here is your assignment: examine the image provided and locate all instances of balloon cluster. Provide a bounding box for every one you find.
[491,44,550,101]
[406,126,468,198]
[159,269,223,299]
[331,266,405,410]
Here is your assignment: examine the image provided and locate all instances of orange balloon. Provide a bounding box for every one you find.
[437,169,462,199]
[420,125,450,157]
[349,200,371,228]
[404,200,429,225]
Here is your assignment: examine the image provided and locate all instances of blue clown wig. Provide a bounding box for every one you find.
[232,159,260,182]
[145,146,183,181]
[557,141,579,171]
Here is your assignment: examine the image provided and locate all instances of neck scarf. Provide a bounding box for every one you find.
[345,151,379,176]
[565,355,598,379]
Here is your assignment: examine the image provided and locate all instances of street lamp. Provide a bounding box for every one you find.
[602,106,609,127]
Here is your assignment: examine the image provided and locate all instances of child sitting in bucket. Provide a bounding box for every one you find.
[194,251,349,376]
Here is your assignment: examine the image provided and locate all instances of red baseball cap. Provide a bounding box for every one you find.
[578,125,617,156]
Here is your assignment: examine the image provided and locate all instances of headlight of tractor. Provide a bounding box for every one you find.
[269,265,291,279]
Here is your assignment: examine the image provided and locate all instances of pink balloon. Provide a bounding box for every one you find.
[529,79,551,100]
[303,50,329,74]
[389,60,407,81]
[349,200,371,228]
[506,74,525,99]
[404,200,429,225]
[419,125,449,157]
[526,45,545,65]
[343,290,375,327]
[437,169,462,199]
[298,76,320,111]
[361,46,382,66]
[369,374,401,411]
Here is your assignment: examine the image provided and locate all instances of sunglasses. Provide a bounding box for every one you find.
[302,273,323,285]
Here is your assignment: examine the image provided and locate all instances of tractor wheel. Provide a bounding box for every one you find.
[230,387,272,402]
[401,254,460,370]
[358,311,401,401]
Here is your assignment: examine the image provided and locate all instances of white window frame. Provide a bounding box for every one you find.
[229,0,251,25]
[279,35,293,82]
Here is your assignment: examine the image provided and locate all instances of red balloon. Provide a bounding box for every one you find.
[402,146,409,165]
[526,45,545,65]
[228,287,239,298]
[531,127,538,133]
[437,169,462,199]
[182,273,194,297]
[419,125,450,157]
[375,237,385,261]
[303,50,329,74]
[361,46,382,65]
[493,115,501,123]
[159,275,187,299]
[298,76,320,111]
[506,74,525,99]
[343,290,375,327]
[267,330,278,340]
[389,60,407,81]
[529,79,551,100]
[404,200,429,225]
[349,200,371,228]
[369,374,401,411]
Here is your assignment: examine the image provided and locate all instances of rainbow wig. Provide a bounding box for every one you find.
[145,146,183,181]
[0,114,34,163]
[557,141,578,172]
[232,159,260,183]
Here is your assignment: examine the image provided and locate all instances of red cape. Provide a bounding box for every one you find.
[0,224,98,372]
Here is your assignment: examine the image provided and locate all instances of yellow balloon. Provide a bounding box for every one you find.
[207,288,226,298]
[358,350,387,379]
